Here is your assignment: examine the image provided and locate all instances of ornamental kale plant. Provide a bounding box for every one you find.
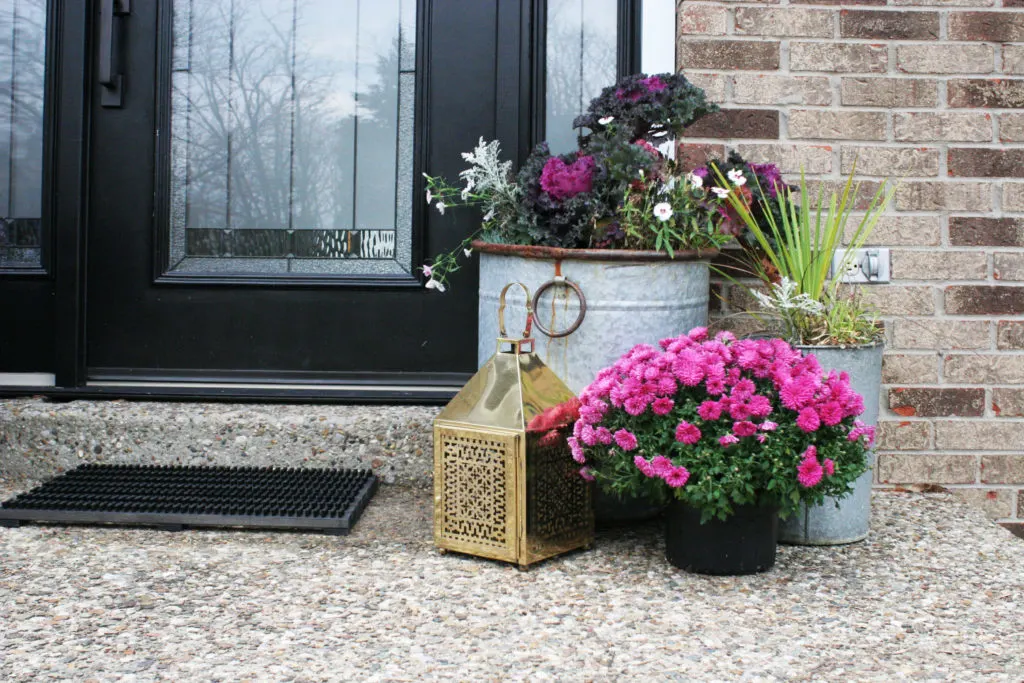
[569,328,874,522]
[574,73,718,144]
[420,72,723,290]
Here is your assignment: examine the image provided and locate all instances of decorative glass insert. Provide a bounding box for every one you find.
[544,0,617,155]
[169,0,416,276]
[0,0,46,270]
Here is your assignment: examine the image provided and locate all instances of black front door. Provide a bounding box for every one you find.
[84,0,531,397]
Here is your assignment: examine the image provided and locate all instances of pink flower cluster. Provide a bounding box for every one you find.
[796,445,835,488]
[539,154,596,201]
[571,327,873,489]
[634,455,690,488]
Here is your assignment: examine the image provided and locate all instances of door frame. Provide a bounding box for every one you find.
[2,0,645,403]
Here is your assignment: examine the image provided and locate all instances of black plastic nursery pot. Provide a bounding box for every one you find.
[664,499,779,575]
[592,487,665,526]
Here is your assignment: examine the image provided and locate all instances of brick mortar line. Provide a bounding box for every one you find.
[876,452,1024,456]
[684,70,1024,82]
[679,36,1024,44]
[689,2,1024,7]
[942,349,1024,355]
[682,5,1024,13]
[876,484,1024,488]
[689,138,1024,149]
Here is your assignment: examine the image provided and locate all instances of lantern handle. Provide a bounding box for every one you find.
[498,282,534,340]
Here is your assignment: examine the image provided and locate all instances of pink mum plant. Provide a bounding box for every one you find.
[572,328,874,522]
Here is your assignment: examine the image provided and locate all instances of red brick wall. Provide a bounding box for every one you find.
[677,1,1024,527]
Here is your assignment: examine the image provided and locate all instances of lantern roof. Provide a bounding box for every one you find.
[436,342,576,433]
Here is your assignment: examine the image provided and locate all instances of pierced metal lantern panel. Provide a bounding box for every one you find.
[433,426,519,563]
[433,283,593,568]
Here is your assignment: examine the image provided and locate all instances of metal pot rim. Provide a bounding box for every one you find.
[471,240,718,263]
[794,340,886,351]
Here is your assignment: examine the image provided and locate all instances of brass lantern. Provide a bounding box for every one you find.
[433,283,594,569]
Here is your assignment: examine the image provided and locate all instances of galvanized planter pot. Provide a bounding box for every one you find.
[779,342,884,546]
[474,242,716,394]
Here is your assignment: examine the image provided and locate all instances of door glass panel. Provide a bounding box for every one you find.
[169,0,415,276]
[544,0,617,155]
[0,0,46,270]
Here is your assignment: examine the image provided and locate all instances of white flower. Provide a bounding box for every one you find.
[653,202,674,222]
[435,201,446,215]
[424,279,447,293]
[464,248,473,258]
[482,208,495,222]
[421,264,433,278]
[727,168,747,187]
[425,189,433,204]
[686,172,703,189]
[711,187,730,198]
[598,116,615,125]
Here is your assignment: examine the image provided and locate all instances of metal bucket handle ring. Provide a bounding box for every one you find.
[531,276,587,339]
[498,281,534,340]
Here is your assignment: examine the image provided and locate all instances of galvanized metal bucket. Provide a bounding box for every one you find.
[779,342,884,546]
[475,242,715,394]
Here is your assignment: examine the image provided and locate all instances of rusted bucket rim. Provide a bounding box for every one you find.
[795,339,885,351]
[471,240,718,262]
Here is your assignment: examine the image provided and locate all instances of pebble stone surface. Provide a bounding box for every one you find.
[0,399,439,485]
[1,483,1023,682]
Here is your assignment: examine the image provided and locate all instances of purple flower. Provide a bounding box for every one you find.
[539,154,596,202]
[796,407,821,433]
[697,400,723,421]
[652,397,675,416]
[675,421,702,446]
[641,75,667,93]
[634,455,655,477]
[567,436,585,464]
[614,429,639,451]
[732,421,758,438]
[650,455,675,477]
[750,162,784,197]
[614,87,644,102]
[663,466,690,488]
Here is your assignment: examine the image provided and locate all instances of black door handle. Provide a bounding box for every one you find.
[99,0,131,107]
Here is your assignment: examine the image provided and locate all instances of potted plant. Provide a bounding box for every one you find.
[711,162,895,545]
[569,328,876,574]
[420,73,730,394]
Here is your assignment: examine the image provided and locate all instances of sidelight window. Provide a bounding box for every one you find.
[0,0,46,271]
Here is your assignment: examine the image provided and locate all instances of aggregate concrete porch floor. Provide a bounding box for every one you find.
[1,484,1022,682]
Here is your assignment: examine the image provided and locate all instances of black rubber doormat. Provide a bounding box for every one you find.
[0,465,378,535]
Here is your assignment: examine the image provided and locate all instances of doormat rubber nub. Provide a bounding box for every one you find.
[0,465,378,535]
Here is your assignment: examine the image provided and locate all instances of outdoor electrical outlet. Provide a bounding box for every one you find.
[831,248,890,284]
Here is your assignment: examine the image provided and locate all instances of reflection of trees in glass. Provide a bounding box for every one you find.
[545,0,616,154]
[0,0,47,223]
[178,0,401,233]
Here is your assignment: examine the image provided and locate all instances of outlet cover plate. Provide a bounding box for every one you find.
[831,248,890,284]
